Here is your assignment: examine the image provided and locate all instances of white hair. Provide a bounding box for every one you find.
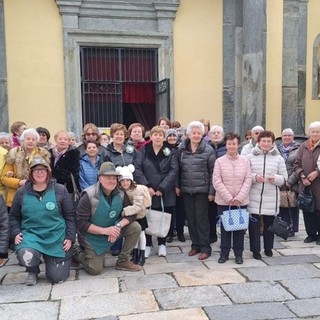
[186,121,205,136]
[0,132,12,144]
[209,125,224,135]
[308,121,320,130]
[281,128,294,136]
[19,128,40,143]
[251,125,264,132]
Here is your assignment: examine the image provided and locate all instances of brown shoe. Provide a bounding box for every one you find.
[116,260,142,272]
[198,253,210,260]
[188,249,200,256]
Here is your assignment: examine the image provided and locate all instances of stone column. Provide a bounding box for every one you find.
[0,0,8,131]
[223,0,266,138]
[282,0,308,134]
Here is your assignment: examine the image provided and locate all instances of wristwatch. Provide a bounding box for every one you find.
[116,222,122,229]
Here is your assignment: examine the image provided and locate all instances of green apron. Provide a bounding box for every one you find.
[16,189,66,258]
[86,191,123,255]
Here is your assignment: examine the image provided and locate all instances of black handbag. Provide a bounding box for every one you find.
[297,186,314,212]
[268,216,291,240]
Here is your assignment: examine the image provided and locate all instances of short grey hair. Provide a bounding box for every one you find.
[186,121,205,136]
[308,121,320,130]
[0,132,12,145]
[20,128,40,143]
[209,125,224,135]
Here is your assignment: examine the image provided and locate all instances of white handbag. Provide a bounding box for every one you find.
[145,197,171,238]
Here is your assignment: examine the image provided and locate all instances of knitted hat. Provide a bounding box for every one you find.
[98,162,121,176]
[29,156,51,171]
[116,164,135,181]
[165,128,178,139]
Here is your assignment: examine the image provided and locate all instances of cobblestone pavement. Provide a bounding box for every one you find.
[1,214,320,320]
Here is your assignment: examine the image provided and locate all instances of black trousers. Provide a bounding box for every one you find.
[302,209,320,237]
[279,206,300,232]
[182,193,211,254]
[208,201,218,240]
[217,205,245,257]
[249,214,275,253]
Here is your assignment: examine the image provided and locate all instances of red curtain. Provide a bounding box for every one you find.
[123,83,155,104]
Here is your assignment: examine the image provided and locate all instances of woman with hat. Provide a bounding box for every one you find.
[9,156,76,286]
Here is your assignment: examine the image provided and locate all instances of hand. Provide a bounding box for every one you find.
[63,239,72,251]
[148,188,156,197]
[18,179,27,187]
[267,175,275,183]
[155,190,163,197]
[175,187,181,196]
[307,171,318,183]
[255,174,265,183]
[302,177,311,186]
[108,235,117,243]
[231,199,241,206]
[208,195,214,202]
[105,226,121,238]
[15,233,23,245]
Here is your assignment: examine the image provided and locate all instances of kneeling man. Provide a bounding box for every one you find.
[74,162,142,274]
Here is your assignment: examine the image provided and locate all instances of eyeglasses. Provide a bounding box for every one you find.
[86,133,97,136]
[32,168,47,174]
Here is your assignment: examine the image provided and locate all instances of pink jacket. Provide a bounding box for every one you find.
[213,154,252,206]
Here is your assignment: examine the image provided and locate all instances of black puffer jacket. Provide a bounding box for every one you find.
[177,138,215,195]
[0,195,8,259]
[49,147,80,193]
[134,142,178,208]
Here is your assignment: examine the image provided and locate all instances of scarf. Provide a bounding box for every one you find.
[278,142,295,161]
[308,139,320,151]
[52,147,67,166]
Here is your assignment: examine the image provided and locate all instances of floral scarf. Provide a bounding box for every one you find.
[278,142,295,161]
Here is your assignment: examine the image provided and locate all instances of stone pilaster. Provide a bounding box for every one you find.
[0,0,8,132]
[223,0,266,138]
[282,0,308,134]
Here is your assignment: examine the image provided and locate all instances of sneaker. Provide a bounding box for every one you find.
[145,246,151,258]
[25,272,38,286]
[158,245,167,257]
[115,260,142,272]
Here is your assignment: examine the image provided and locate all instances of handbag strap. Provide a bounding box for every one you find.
[285,190,294,227]
[70,173,79,193]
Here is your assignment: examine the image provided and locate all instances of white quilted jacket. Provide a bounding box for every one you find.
[247,145,288,215]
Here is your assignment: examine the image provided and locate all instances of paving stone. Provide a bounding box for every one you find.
[238,264,320,281]
[0,301,59,320]
[144,261,207,275]
[119,308,209,320]
[204,255,267,269]
[165,252,216,263]
[2,272,28,285]
[221,282,294,303]
[278,247,320,256]
[262,254,320,266]
[281,278,320,299]
[51,277,119,299]
[120,274,177,292]
[78,266,144,280]
[286,298,320,317]
[204,302,295,320]
[59,290,158,319]
[154,286,231,310]
[173,269,245,286]
[0,282,52,303]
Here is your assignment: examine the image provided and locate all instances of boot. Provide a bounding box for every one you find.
[130,249,139,264]
[137,250,145,266]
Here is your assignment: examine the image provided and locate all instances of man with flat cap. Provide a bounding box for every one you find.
[74,162,142,274]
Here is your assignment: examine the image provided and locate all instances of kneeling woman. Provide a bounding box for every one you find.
[213,133,252,264]
[9,156,76,286]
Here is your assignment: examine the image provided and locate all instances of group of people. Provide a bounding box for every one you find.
[0,117,320,287]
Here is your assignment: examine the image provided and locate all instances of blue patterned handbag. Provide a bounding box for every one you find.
[221,206,249,231]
